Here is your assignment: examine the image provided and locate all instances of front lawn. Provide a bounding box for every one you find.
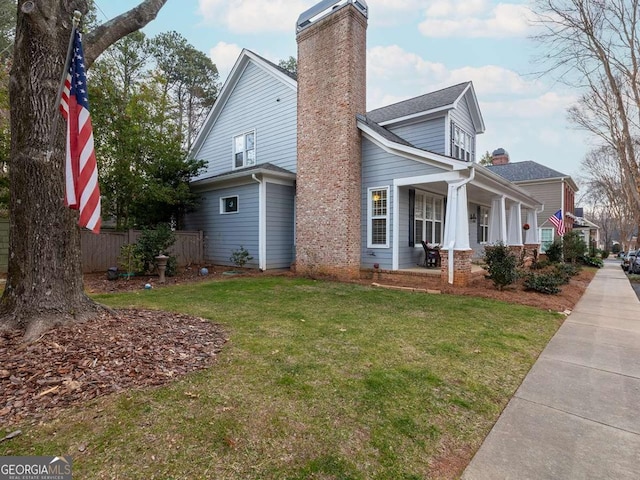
[1,276,563,479]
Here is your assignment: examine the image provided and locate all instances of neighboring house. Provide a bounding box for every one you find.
[486,149,578,253]
[572,207,601,252]
[186,0,543,286]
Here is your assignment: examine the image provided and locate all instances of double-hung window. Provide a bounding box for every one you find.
[368,187,389,248]
[414,192,443,245]
[540,228,554,253]
[452,124,473,162]
[478,206,489,243]
[233,131,256,168]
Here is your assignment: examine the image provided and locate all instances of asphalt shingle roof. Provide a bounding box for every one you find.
[356,114,414,147]
[486,161,569,182]
[366,82,470,124]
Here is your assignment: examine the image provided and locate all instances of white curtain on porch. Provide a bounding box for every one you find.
[524,209,540,244]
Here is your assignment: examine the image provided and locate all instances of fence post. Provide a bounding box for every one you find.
[199,230,204,264]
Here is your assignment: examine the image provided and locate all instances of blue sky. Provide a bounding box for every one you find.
[95,0,595,183]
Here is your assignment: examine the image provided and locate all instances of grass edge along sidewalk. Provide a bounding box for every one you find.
[1,276,565,480]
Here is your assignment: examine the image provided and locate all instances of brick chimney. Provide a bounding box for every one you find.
[295,0,368,279]
[491,147,510,166]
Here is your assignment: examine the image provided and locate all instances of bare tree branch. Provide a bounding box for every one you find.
[83,0,168,68]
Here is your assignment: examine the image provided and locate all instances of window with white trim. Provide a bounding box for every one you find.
[479,206,489,243]
[540,228,554,253]
[453,124,473,162]
[368,187,389,247]
[414,192,443,245]
[233,131,256,168]
[220,195,238,214]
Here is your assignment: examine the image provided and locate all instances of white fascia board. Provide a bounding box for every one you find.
[514,176,579,193]
[377,104,453,127]
[452,83,485,134]
[244,50,298,91]
[358,121,467,171]
[192,167,296,190]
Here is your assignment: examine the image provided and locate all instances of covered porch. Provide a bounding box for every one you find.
[391,164,543,286]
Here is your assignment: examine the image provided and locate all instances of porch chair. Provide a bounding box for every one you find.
[421,241,441,268]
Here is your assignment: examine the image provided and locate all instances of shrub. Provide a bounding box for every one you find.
[118,243,144,276]
[545,240,563,263]
[581,255,603,268]
[563,231,587,263]
[601,250,610,259]
[230,246,253,269]
[555,262,581,278]
[134,224,178,276]
[530,259,550,270]
[524,272,561,294]
[484,242,518,290]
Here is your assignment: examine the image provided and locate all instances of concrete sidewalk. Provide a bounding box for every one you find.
[462,260,640,480]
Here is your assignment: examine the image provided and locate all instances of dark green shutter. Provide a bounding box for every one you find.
[408,189,415,247]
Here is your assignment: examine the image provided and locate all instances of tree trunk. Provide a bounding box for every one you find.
[0,0,167,340]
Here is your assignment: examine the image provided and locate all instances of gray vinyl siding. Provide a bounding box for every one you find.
[515,181,562,234]
[265,182,295,269]
[450,96,476,161]
[184,183,260,268]
[360,137,448,269]
[193,61,297,179]
[387,116,446,154]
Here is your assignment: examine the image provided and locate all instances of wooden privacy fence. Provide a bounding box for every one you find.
[81,229,204,273]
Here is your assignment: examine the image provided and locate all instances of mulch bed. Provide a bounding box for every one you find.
[0,309,227,428]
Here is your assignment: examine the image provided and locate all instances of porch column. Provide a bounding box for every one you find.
[524,209,540,245]
[443,182,470,250]
[488,195,507,244]
[507,202,523,246]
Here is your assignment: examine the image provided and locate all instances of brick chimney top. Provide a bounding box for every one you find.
[491,147,509,166]
[297,0,368,32]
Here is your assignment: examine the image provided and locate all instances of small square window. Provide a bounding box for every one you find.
[221,196,238,214]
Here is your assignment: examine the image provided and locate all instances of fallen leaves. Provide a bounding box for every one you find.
[0,309,226,427]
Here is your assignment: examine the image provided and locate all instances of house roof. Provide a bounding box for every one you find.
[486,160,579,191]
[191,163,296,187]
[365,82,485,133]
[356,114,414,148]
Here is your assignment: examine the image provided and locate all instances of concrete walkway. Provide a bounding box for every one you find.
[462,260,640,480]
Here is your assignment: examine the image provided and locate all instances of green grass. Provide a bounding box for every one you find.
[0,276,563,479]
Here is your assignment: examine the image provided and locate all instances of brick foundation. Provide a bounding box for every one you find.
[440,249,473,287]
[295,4,367,280]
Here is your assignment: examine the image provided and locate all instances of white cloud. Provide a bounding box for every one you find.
[480,91,579,120]
[198,0,317,33]
[209,41,243,81]
[366,45,542,109]
[419,2,533,38]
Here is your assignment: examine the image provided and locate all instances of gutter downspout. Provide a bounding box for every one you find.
[446,165,475,284]
[252,174,267,271]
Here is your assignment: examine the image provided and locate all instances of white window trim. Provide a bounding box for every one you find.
[413,190,444,247]
[478,205,490,244]
[540,227,554,253]
[232,129,257,170]
[452,123,473,162]
[367,186,390,248]
[220,195,239,214]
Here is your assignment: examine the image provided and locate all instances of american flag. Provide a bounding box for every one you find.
[60,29,101,233]
[548,209,565,236]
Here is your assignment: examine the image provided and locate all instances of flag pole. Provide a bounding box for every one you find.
[46,10,82,161]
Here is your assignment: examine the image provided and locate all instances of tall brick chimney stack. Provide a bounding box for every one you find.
[491,147,510,166]
[295,0,368,279]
